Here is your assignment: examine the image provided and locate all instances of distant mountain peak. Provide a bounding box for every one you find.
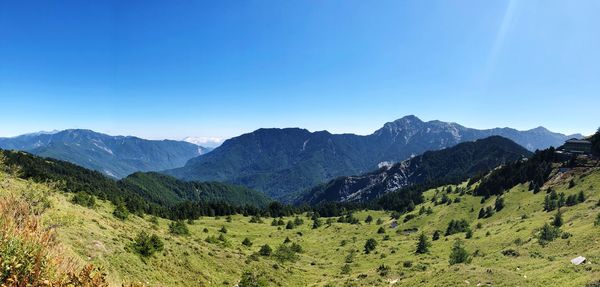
[166,116,581,200]
[387,115,423,126]
[0,129,206,178]
[19,130,60,137]
[529,126,551,133]
[396,114,421,122]
[375,115,424,138]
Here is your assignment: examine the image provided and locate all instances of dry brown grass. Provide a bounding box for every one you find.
[0,194,108,287]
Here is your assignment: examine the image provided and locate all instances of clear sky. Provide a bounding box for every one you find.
[1,0,598,144]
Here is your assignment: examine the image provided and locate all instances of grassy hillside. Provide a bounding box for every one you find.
[0,149,270,221]
[2,162,599,286]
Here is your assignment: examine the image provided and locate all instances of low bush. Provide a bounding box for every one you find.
[71,192,96,208]
[169,220,190,236]
[132,231,164,257]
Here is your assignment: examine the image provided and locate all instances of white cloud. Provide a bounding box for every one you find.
[182,136,227,148]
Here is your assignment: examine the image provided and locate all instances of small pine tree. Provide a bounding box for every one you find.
[441,194,450,204]
[578,191,585,203]
[290,242,303,253]
[239,271,268,287]
[449,239,470,265]
[242,237,253,247]
[312,218,322,229]
[415,233,430,254]
[340,264,351,275]
[494,197,505,212]
[364,238,377,254]
[558,193,566,207]
[113,202,129,220]
[408,201,416,211]
[365,214,373,224]
[258,244,272,256]
[377,264,391,277]
[310,212,320,221]
[538,223,560,245]
[293,216,304,226]
[249,215,263,223]
[478,208,485,219]
[169,220,190,236]
[485,206,494,218]
[345,250,355,263]
[132,231,164,257]
[219,226,228,233]
[71,192,96,208]
[566,194,578,206]
[533,184,541,194]
[377,226,385,234]
[552,210,563,227]
[465,229,473,239]
[432,230,440,241]
[544,195,552,211]
[286,220,294,230]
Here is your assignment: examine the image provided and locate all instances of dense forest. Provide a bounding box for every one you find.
[119,172,270,208]
[473,148,558,198]
[0,150,279,219]
[474,128,600,198]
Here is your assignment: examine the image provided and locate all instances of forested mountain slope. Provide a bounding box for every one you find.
[298,136,531,205]
[0,149,269,216]
[167,115,579,199]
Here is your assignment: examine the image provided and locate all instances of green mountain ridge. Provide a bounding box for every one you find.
[0,149,269,215]
[298,136,532,205]
[166,116,581,200]
[119,172,270,208]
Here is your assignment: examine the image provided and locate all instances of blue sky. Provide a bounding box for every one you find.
[1,0,598,144]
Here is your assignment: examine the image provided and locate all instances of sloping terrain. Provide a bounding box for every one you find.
[167,116,580,199]
[1,155,599,286]
[298,136,531,204]
[0,149,268,214]
[119,172,270,208]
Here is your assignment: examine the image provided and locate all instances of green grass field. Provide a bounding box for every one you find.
[1,167,600,286]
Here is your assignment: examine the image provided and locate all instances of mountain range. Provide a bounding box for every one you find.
[297,136,531,205]
[0,129,209,178]
[166,115,581,200]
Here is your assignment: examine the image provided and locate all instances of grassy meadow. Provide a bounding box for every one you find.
[1,167,600,286]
